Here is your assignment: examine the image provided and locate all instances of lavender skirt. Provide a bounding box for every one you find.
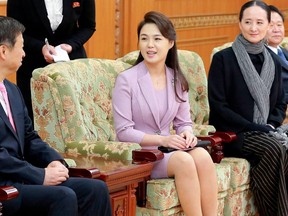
[151,151,175,179]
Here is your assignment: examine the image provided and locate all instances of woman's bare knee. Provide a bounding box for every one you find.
[167,151,197,177]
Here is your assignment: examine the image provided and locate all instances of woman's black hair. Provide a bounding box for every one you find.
[239,1,271,22]
[134,11,189,101]
[269,5,284,22]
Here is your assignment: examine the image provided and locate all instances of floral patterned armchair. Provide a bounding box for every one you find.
[31,59,140,160]
[31,50,257,215]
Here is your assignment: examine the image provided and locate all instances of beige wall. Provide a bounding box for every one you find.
[1,0,288,82]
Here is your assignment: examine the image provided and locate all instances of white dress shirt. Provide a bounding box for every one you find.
[44,0,63,32]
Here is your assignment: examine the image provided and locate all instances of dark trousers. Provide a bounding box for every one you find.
[242,131,288,216]
[2,177,112,216]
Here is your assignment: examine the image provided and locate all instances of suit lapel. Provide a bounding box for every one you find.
[0,106,14,132]
[137,63,178,128]
[4,81,24,155]
[57,0,71,31]
[138,67,160,127]
[32,0,54,35]
[160,69,177,126]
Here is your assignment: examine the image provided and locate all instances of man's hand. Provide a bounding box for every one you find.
[43,161,69,186]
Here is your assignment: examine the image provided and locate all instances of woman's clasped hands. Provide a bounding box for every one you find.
[161,130,197,149]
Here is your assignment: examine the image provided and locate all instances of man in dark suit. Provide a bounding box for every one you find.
[6,0,96,122]
[0,16,111,216]
[266,5,288,103]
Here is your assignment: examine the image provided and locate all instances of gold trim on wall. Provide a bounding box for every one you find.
[170,9,288,29]
[170,14,238,29]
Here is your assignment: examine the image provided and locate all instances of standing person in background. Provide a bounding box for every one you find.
[113,11,218,216]
[208,1,288,215]
[7,0,96,122]
[266,5,288,103]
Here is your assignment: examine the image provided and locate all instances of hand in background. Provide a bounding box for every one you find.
[60,44,72,54]
[43,161,69,186]
[42,44,56,63]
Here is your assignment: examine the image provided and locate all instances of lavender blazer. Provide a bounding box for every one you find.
[112,61,193,147]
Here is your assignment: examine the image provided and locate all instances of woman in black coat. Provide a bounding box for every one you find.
[7,0,96,121]
[208,1,288,215]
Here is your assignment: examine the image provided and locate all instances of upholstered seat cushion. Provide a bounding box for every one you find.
[223,185,257,216]
[136,205,184,216]
[220,158,257,216]
[220,157,250,188]
[65,140,140,160]
[146,179,179,210]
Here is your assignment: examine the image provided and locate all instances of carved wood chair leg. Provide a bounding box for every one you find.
[136,180,147,207]
[211,145,224,163]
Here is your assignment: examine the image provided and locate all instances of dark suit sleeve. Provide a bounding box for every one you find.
[266,51,287,127]
[0,81,63,185]
[64,0,96,52]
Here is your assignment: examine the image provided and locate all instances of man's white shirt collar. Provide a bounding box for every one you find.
[267,45,279,55]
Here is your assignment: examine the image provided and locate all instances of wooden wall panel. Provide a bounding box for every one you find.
[84,0,115,59]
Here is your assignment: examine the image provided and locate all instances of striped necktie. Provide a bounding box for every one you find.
[0,83,16,131]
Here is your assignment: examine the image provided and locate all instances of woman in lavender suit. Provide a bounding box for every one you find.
[112,11,217,216]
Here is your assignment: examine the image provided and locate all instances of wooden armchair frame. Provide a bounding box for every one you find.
[0,186,19,215]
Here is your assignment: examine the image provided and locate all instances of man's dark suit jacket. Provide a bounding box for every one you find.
[277,47,288,103]
[0,79,63,186]
[6,0,96,118]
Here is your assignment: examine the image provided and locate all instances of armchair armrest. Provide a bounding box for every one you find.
[0,186,18,201]
[68,167,101,178]
[210,131,237,142]
[198,131,237,163]
[65,140,141,160]
[132,149,164,164]
[62,154,101,179]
